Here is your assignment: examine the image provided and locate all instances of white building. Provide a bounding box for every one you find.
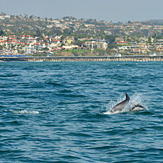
[84,40,108,50]
[23,44,36,55]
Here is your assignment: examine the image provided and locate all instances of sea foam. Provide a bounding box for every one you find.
[10,110,39,114]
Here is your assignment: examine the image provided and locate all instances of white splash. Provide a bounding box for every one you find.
[104,94,126,114]
[104,110,121,115]
[10,110,39,114]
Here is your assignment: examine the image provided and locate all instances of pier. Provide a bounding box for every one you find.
[0,55,163,62]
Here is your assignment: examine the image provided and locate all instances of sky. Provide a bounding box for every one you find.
[0,0,163,22]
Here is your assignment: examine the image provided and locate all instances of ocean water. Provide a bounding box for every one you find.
[0,61,163,163]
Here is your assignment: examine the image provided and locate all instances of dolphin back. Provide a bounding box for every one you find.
[131,104,145,111]
[110,93,130,113]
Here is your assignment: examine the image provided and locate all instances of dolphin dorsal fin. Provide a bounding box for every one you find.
[125,93,130,101]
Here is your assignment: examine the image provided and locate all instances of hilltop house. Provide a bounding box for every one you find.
[49,39,61,48]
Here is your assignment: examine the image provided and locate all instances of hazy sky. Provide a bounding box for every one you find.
[0,0,163,22]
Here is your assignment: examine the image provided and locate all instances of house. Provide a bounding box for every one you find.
[84,40,108,50]
[118,45,137,52]
[0,40,7,46]
[0,36,8,42]
[23,44,36,55]
[49,39,61,48]
[63,36,75,45]
[62,45,79,50]
[116,41,128,45]
[156,46,163,52]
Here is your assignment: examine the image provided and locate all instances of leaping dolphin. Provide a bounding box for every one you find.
[109,93,146,113]
[110,93,130,113]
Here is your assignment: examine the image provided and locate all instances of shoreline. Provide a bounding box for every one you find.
[0,55,163,62]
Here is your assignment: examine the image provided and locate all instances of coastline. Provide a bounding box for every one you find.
[0,55,163,62]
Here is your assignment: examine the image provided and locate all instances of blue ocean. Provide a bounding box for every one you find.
[0,61,163,162]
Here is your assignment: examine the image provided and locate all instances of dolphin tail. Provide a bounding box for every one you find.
[125,93,130,101]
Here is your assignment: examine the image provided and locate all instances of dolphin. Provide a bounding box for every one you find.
[110,93,130,113]
[130,104,146,112]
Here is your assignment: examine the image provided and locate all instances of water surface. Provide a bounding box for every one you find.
[0,61,163,162]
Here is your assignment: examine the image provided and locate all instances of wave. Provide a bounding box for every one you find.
[45,81,64,87]
[0,74,20,77]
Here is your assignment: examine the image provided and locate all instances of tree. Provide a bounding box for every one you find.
[105,35,115,44]
[0,30,4,36]
[0,45,3,50]
[42,47,49,51]
[29,15,34,19]
[148,37,151,43]
[105,35,116,49]
[35,29,41,37]
[108,43,117,49]
[63,29,71,35]
[75,39,84,47]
